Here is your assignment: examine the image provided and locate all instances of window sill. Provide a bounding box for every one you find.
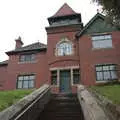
[55,54,74,57]
[72,84,80,86]
[51,85,59,87]
[96,80,118,83]
[18,61,37,64]
[17,87,35,90]
[92,47,113,51]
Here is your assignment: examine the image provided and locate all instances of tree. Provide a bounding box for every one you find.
[93,0,120,28]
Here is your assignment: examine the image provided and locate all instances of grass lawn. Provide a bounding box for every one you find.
[91,84,120,105]
[0,89,33,112]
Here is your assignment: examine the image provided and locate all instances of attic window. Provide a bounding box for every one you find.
[92,34,112,49]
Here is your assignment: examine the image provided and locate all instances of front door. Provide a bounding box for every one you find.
[60,70,71,93]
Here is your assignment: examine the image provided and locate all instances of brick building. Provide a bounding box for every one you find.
[0,3,120,93]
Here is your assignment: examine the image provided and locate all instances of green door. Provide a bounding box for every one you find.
[60,70,71,93]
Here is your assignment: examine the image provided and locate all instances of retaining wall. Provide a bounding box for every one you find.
[0,84,51,120]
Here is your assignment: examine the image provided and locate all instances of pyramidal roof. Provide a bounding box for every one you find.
[52,3,77,17]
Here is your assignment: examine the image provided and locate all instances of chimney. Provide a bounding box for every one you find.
[15,36,23,49]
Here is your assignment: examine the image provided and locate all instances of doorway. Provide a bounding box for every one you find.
[60,70,71,93]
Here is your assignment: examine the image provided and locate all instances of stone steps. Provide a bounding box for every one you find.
[36,93,84,120]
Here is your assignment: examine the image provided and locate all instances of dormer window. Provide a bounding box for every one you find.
[55,38,73,56]
[19,54,35,62]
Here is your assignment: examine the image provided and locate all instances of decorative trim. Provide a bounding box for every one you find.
[55,37,74,56]
[50,66,79,71]
[71,68,73,85]
[48,58,79,65]
[90,32,112,36]
[57,69,60,87]
[18,60,37,64]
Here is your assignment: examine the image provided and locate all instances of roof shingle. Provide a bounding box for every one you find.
[50,3,77,18]
[0,60,8,66]
[6,42,47,55]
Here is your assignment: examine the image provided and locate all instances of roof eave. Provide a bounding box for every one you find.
[0,63,8,66]
[6,48,47,55]
[45,23,83,31]
[48,13,81,25]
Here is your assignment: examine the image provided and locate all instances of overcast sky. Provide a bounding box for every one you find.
[0,0,99,61]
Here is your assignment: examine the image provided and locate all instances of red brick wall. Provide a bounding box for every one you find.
[46,26,80,93]
[0,66,7,90]
[47,27,80,68]
[79,31,120,86]
[0,30,120,91]
[4,51,49,90]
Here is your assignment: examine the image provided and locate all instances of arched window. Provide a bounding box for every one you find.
[56,38,73,56]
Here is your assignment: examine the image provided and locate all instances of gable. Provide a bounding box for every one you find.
[83,17,118,35]
[76,13,119,37]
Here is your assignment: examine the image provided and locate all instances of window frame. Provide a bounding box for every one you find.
[55,38,73,56]
[17,74,35,89]
[95,64,118,81]
[19,54,36,63]
[51,70,57,86]
[92,34,113,49]
[73,69,80,85]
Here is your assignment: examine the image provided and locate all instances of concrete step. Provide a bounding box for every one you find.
[36,94,84,120]
[44,107,81,112]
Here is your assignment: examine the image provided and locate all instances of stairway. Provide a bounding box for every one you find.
[37,94,84,120]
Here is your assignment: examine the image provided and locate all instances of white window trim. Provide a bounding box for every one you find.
[50,66,80,87]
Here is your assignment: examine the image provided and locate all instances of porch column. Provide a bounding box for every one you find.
[57,69,60,86]
[71,68,73,86]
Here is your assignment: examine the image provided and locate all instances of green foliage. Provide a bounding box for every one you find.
[91,84,120,104]
[0,89,33,111]
[93,0,120,28]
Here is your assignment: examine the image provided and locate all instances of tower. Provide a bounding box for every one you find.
[46,3,83,93]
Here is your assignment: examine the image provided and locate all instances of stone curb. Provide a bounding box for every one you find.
[77,85,109,120]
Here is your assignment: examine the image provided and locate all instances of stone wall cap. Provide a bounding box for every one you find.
[0,84,50,120]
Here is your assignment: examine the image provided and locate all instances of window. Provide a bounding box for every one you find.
[92,34,112,49]
[73,69,80,84]
[19,54,35,62]
[96,64,118,81]
[56,38,73,56]
[17,75,35,89]
[51,71,57,85]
